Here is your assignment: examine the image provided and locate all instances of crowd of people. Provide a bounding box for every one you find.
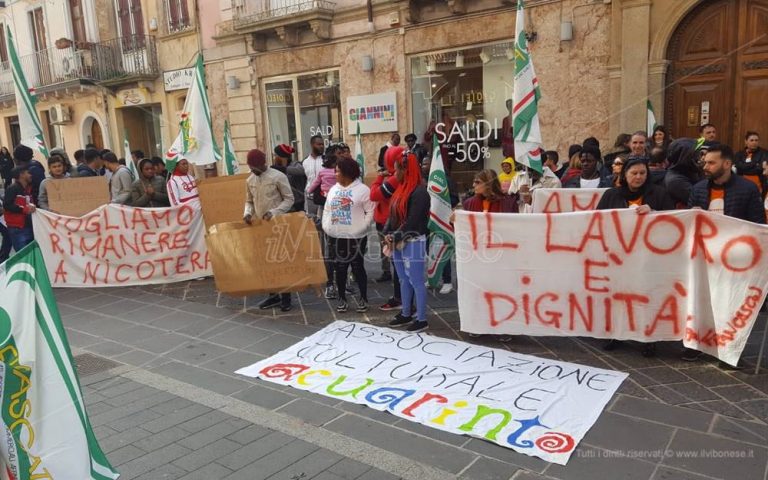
[1,122,766,361]
[0,143,180,261]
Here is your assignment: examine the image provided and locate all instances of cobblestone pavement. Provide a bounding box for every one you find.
[62,272,768,480]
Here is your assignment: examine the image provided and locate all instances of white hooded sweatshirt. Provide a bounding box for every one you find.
[322,179,375,239]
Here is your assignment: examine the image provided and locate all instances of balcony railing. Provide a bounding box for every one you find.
[233,0,335,29]
[0,35,159,97]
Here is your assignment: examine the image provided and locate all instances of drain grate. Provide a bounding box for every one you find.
[73,353,121,377]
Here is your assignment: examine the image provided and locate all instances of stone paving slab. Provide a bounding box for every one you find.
[60,281,768,480]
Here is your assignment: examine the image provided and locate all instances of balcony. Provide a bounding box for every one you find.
[232,0,336,48]
[0,35,159,99]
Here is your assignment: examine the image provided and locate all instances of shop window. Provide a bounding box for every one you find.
[410,41,514,190]
[264,70,341,160]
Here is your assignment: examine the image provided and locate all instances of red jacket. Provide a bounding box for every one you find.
[3,183,34,229]
[370,174,400,226]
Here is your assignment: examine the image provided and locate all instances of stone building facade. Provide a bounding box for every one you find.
[0,0,203,163]
[204,0,768,188]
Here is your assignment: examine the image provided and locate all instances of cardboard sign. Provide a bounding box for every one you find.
[455,209,768,366]
[237,321,627,465]
[32,204,211,286]
[197,173,250,229]
[206,212,326,296]
[46,176,109,217]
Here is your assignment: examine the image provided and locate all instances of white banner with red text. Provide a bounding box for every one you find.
[532,188,608,213]
[455,209,768,366]
[236,321,627,465]
[32,204,211,287]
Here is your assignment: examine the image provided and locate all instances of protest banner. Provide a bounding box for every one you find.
[206,212,326,296]
[32,204,211,287]
[455,209,768,365]
[0,242,119,479]
[531,188,607,213]
[197,173,249,229]
[46,177,110,217]
[237,321,627,465]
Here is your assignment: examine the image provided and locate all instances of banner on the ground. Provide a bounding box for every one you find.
[47,176,110,217]
[0,242,119,479]
[455,210,768,366]
[206,212,326,296]
[531,188,607,213]
[236,321,627,465]
[32,204,211,286]
[197,173,249,229]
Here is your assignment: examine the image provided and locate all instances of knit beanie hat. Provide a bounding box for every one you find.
[274,144,295,159]
[247,149,267,168]
[14,144,34,163]
[568,144,582,159]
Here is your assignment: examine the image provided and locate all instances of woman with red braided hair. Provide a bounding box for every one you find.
[384,150,431,333]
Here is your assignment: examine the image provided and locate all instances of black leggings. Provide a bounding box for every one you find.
[327,236,368,302]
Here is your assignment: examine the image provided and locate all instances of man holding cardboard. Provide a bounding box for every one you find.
[243,148,295,311]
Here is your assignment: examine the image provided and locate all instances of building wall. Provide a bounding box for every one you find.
[206,0,614,173]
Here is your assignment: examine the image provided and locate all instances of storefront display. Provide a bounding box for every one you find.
[264,70,342,160]
[410,41,515,189]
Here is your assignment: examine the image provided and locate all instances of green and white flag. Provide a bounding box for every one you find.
[123,131,139,181]
[354,122,365,177]
[0,243,119,480]
[223,120,239,175]
[7,29,48,158]
[165,55,220,174]
[512,0,543,173]
[426,135,454,288]
[647,100,658,136]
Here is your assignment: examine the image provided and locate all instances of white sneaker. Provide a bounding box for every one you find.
[439,284,454,295]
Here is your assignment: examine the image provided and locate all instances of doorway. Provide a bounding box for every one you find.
[665,0,768,147]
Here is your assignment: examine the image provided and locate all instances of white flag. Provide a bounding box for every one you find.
[165,55,221,171]
[512,0,543,173]
[0,243,119,479]
[7,29,48,158]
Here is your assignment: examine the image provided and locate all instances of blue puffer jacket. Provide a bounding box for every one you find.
[688,175,766,224]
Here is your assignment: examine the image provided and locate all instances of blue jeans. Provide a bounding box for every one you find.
[392,236,428,322]
[8,225,33,253]
[0,222,10,263]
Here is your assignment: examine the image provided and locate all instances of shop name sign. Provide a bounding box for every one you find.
[347,92,397,135]
[164,68,195,92]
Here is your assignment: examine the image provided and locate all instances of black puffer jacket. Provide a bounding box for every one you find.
[688,175,765,224]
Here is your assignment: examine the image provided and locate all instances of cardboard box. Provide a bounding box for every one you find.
[46,177,109,217]
[205,212,327,296]
[197,173,250,229]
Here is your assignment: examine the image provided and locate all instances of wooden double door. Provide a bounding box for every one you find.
[666,0,768,147]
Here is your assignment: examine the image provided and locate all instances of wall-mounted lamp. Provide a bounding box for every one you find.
[227,76,241,90]
[455,52,464,68]
[361,55,374,72]
[505,47,515,61]
[560,21,573,41]
[426,58,436,72]
[479,49,491,64]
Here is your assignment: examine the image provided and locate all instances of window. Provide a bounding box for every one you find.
[410,41,515,189]
[0,24,8,64]
[166,0,190,33]
[263,70,342,160]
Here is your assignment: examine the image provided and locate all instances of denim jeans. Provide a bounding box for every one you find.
[392,236,428,322]
[8,225,33,253]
